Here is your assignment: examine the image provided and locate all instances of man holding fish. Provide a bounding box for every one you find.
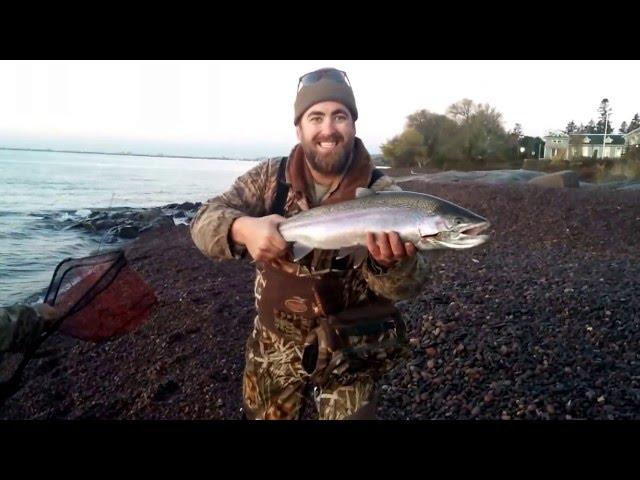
[191,68,489,420]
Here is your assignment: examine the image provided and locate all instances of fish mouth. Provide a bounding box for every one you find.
[461,221,490,237]
[451,222,490,248]
[420,221,491,250]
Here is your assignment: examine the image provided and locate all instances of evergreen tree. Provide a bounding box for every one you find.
[595,98,614,134]
[628,113,640,132]
[619,121,628,134]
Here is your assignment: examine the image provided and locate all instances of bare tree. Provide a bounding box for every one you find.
[446,98,476,124]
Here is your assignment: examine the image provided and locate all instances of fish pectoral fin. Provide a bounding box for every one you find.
[352,247,369,267]
[336,246,359,259]
[355,187,376,198]
[292,242,314,262]
[336,246,369,266]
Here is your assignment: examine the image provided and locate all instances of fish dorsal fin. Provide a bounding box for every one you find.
[292,242,314,262]
[355,187,376,198]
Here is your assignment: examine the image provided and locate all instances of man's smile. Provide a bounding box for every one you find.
[317,141,338,151]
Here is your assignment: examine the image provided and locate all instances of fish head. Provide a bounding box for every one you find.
[415,195,490,251]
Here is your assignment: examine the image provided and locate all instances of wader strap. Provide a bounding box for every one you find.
[368,168,384,188]
[271,162,382,216]
[271,157,290,216]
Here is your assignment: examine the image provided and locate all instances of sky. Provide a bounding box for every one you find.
[0,60,638,158]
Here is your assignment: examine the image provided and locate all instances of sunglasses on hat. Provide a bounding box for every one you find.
[297,68,351,92]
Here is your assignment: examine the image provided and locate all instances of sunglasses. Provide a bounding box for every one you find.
[297,68,351,92]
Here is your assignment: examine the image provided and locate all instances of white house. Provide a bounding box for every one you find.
[627,126,640,150]
[543,131,569,159]
[543,131,628,160]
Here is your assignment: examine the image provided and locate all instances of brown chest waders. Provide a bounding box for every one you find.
[256,261,407,388]
[256,158,406,387]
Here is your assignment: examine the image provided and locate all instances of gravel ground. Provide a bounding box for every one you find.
[2,181,639,420]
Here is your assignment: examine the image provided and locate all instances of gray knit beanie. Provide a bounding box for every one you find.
[294,68,358,125]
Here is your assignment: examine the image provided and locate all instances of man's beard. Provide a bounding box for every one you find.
[302,133,355,176]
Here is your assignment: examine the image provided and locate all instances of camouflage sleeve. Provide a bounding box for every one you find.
[360,173,430,301]
[362,254,429,301]
[0,304,46,354]
[190,159,274,261]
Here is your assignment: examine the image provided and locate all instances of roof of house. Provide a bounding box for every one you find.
[544,131,568,138]
[568,134,626,145]
[627,126,640,136]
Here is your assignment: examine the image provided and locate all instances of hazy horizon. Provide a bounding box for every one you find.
[1,60,639,159]
[0,132,291,159]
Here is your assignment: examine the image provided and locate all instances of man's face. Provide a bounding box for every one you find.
[296,101,356,176]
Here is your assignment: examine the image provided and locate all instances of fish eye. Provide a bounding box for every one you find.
[454,217,463,225]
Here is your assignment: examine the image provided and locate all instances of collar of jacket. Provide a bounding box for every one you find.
[284,137,375,206]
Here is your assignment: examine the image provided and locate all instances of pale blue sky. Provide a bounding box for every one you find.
[0,60,638,158]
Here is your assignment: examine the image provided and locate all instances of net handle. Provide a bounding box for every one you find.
[0,249,127,403]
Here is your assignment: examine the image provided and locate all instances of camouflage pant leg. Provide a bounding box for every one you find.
[242,316,308,420]
[314,375,377,420]
[314,326,410,420]
[242,317,380,420]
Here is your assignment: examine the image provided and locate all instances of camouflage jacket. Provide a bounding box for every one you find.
[190,138,429,304]
[0,304,46,354]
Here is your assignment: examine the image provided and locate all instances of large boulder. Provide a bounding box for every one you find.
[528,170,580,188]
[397,169,545,185]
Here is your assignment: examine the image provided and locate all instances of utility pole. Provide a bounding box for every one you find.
[602,111,609,159]
[601,99,612,159]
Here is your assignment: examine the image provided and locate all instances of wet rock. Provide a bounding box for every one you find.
[116,225,139,239]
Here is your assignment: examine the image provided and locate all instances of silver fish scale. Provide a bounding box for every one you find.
[280,205,422,249]
[284,191,476,221]
[278,190,489,252]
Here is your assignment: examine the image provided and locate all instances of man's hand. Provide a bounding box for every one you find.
[366,232,417,269]
[231,215,288,262]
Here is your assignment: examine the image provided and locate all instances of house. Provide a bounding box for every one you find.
[543,131,628,160]
[627,126,640,148]
[543,131,569,160]
[568,133,626,159]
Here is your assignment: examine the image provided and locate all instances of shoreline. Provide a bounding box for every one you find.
[1,201,203,307]
[5,168,638,307]
[0,146,253,161]
[2,181,640,419]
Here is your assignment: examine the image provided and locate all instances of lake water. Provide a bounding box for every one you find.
[0,149,258,305]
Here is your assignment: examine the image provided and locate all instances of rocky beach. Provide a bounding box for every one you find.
[2,173,640,420]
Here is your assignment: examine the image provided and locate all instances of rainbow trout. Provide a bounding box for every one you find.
[278,188,490,261]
